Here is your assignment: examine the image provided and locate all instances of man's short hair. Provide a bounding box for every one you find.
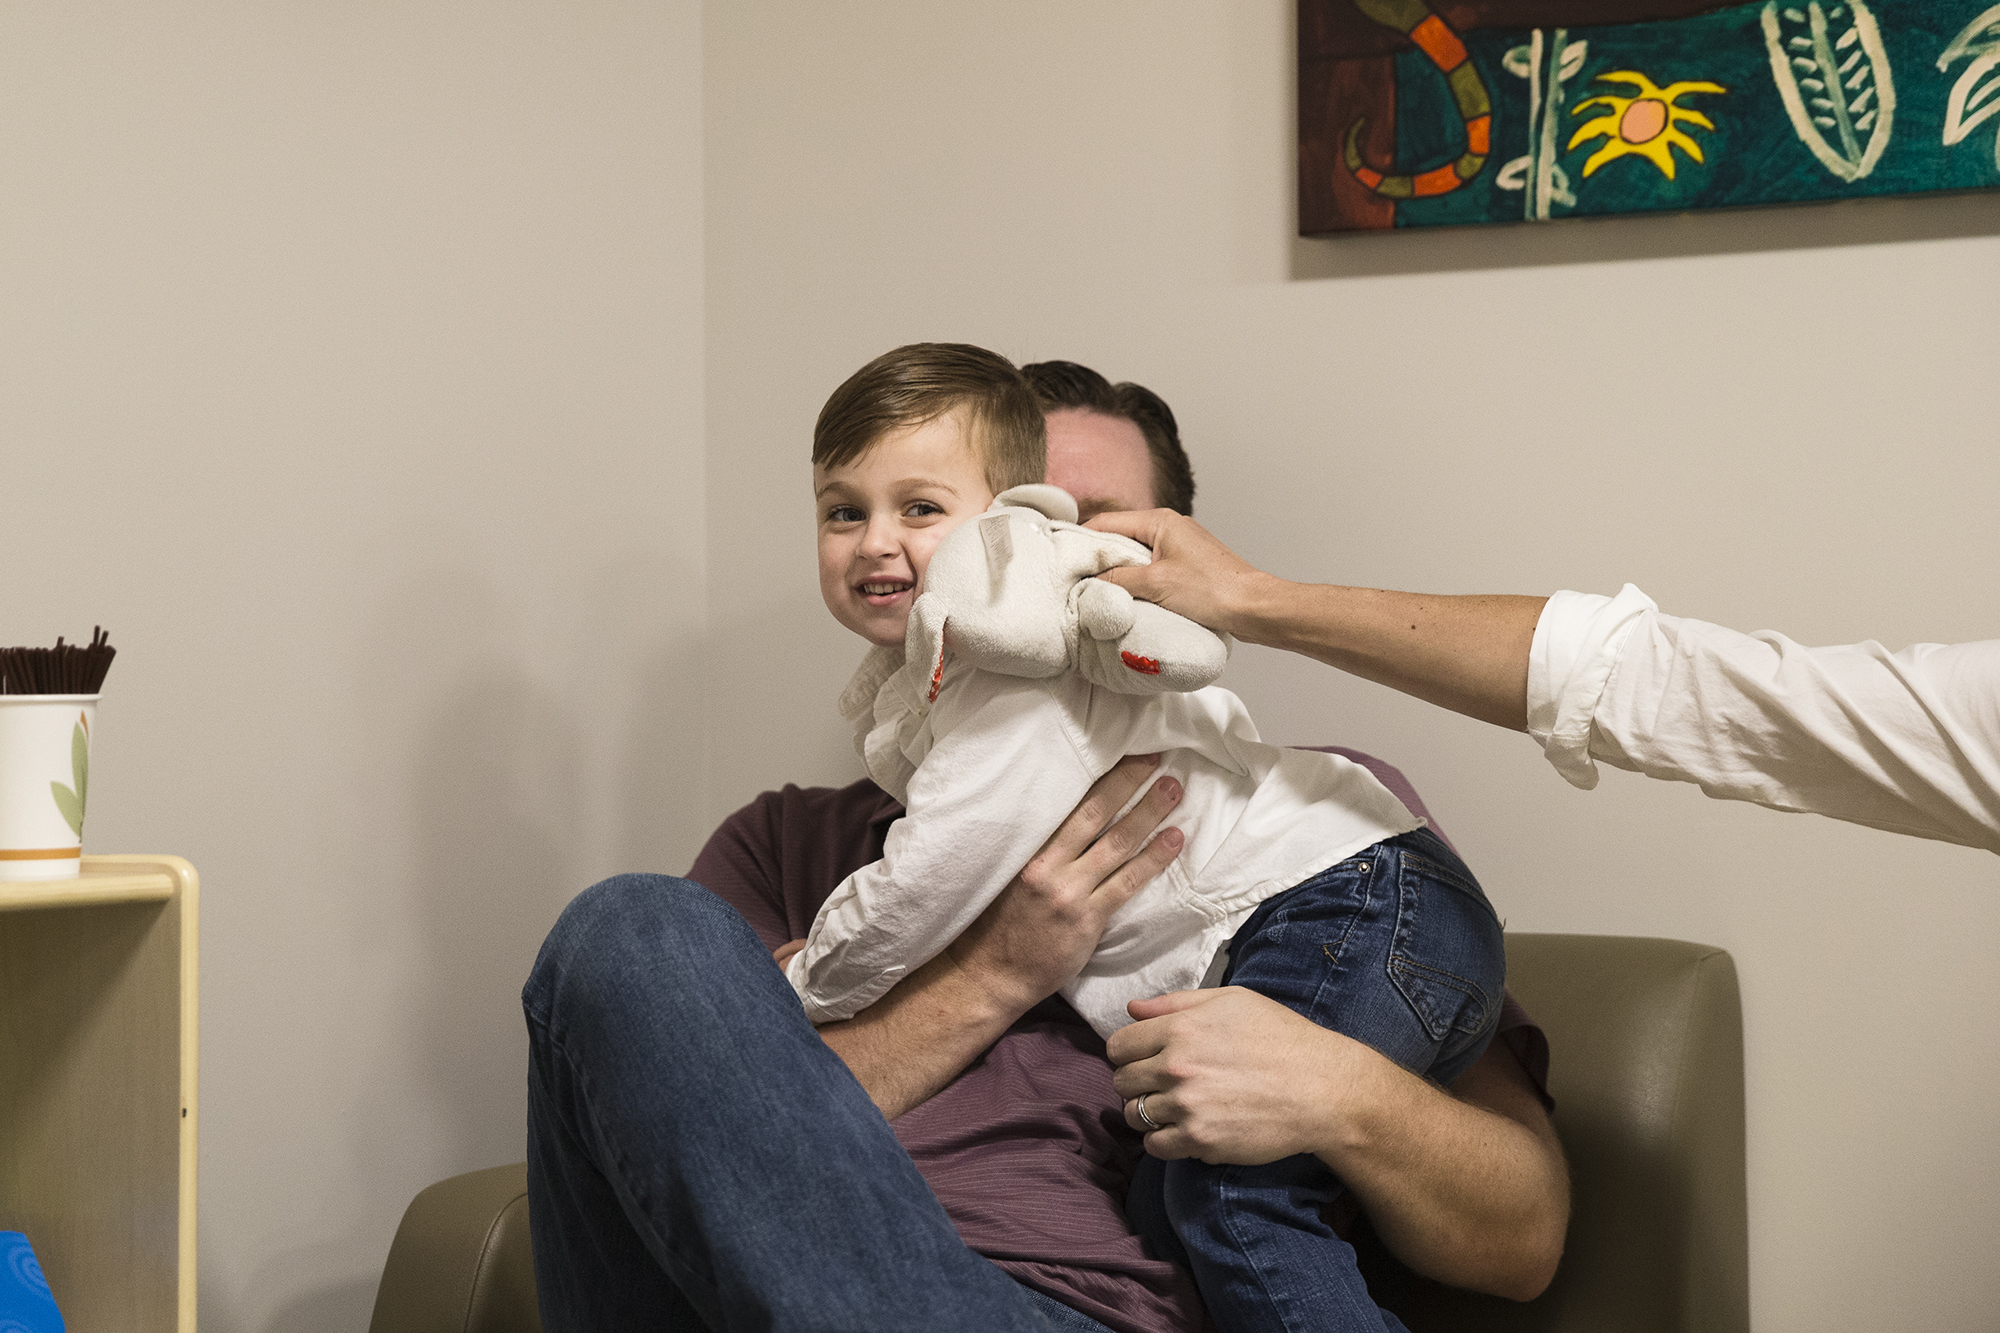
[1021,360,1196,516]
[814,344,1046,494]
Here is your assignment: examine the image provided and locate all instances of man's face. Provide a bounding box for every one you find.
[814,413,997,649]
[1044,409,1156,520]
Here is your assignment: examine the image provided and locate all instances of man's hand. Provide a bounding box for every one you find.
[1108,987,1567,1301]
[1092,509,1544,732]
[1108,987,1350,1164]
[1087,509,1275,639]
[944,755,1184,1016]
[815,754,1184,1120]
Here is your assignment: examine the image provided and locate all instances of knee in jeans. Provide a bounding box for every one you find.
[526,874,736,1016]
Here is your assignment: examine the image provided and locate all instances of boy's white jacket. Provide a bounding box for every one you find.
[786,486,1423,1037]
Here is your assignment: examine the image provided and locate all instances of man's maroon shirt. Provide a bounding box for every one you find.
[690,750,1550,1333]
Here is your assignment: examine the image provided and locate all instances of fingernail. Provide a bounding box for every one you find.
[1161,828,1184,850]
[1157,777,1181,801]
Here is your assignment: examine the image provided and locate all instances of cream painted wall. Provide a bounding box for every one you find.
[2,0,1993,1326]
[705,3,2000,1331]
[1,3,703,1328]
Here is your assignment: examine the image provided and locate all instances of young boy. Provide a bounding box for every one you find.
[793,342,1506,1333]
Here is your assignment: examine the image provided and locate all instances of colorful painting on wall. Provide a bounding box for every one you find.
[1298,0,2000,231]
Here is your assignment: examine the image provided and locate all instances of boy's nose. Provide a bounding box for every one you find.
[859,516,900,556]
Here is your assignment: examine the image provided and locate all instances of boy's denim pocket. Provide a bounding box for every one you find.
[1385,832,1506,1081]
[1221,827,1504,1087]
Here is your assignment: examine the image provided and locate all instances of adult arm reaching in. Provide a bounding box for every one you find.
[1090,509,2000,854]
[1087,508,1543,731]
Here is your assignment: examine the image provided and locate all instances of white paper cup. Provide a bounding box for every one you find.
[0,695,100,882]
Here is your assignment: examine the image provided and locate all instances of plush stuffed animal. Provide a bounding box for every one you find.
[905,484,1230,698]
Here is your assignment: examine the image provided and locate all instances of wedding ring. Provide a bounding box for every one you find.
[1135,1093,1164,1132]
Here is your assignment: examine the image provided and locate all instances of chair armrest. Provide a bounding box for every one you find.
[369,1163,540,1333]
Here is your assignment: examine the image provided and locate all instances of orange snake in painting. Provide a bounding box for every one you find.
[1342,0,1493,198]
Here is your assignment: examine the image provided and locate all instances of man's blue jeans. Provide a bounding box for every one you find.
[1126,828,1506,1333]
[522,873,1117,1332]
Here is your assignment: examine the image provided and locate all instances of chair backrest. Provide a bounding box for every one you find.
[370,1162,540,1333]
[1358,933,1749,1333]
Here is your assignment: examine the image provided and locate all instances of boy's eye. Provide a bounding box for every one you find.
[825,504,864,524]
[904,500,945,518]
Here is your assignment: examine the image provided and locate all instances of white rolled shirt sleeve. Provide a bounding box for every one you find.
[1528,585,2000,854]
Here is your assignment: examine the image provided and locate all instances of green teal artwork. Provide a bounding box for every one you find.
[1298,0,2000,231]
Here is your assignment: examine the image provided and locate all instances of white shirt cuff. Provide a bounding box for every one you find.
[1527,585,1657,790]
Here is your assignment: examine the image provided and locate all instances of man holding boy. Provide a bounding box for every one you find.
[523,347,1566,1330]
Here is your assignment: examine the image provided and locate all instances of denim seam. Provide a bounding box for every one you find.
[1396,850,1503,928]
[1212,1164,1310,1333]
[529,1009,720,1311]
[1388,859,1500,1039]
[1387,959,1493,1035]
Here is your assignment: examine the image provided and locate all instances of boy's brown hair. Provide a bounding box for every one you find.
[814,343,1046,493]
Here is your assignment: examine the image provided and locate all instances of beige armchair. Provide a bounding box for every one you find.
[369,933,1748,1333]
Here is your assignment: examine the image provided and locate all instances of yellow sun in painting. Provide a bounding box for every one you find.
[1568,71,1726,180]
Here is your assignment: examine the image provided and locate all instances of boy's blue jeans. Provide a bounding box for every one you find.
[1126,827,1507,1333]
[522,873,1116,1332]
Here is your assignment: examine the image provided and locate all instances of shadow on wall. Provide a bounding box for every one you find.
[1290,184,2000,280]
[405,657,580,1165]
[289,555,705,1333]
[694,586,873,830]
[280,570,594,1333]
[610,571,711,882]
[258,1278,380,1333]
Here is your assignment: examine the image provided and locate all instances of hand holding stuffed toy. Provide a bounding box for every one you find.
[907,484,1230,696]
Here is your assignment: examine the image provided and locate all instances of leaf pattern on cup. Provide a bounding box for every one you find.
[49,713,89,839]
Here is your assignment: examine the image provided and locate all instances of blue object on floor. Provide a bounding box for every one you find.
[0,1232,64,1333]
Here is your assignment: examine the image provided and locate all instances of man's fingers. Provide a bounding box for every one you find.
[1124,988,1218,1022]
[1123,1090,1180,1135]
[1041,754,1160,863]
[1081,812,1182,916]
[1137,1129,1196,1160]
[1085,508,1173,545]
[1077,772,1181,877]
[1094,563,1162,602]
[1109,1050,1168,1100]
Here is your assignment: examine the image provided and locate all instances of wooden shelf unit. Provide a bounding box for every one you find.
[0,855,198,1330]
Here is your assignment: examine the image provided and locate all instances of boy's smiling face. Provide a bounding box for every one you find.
[815,412,997,649]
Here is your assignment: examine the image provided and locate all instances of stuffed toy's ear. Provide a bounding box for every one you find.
[914,507,1068,681]
[993,484,1079,524]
